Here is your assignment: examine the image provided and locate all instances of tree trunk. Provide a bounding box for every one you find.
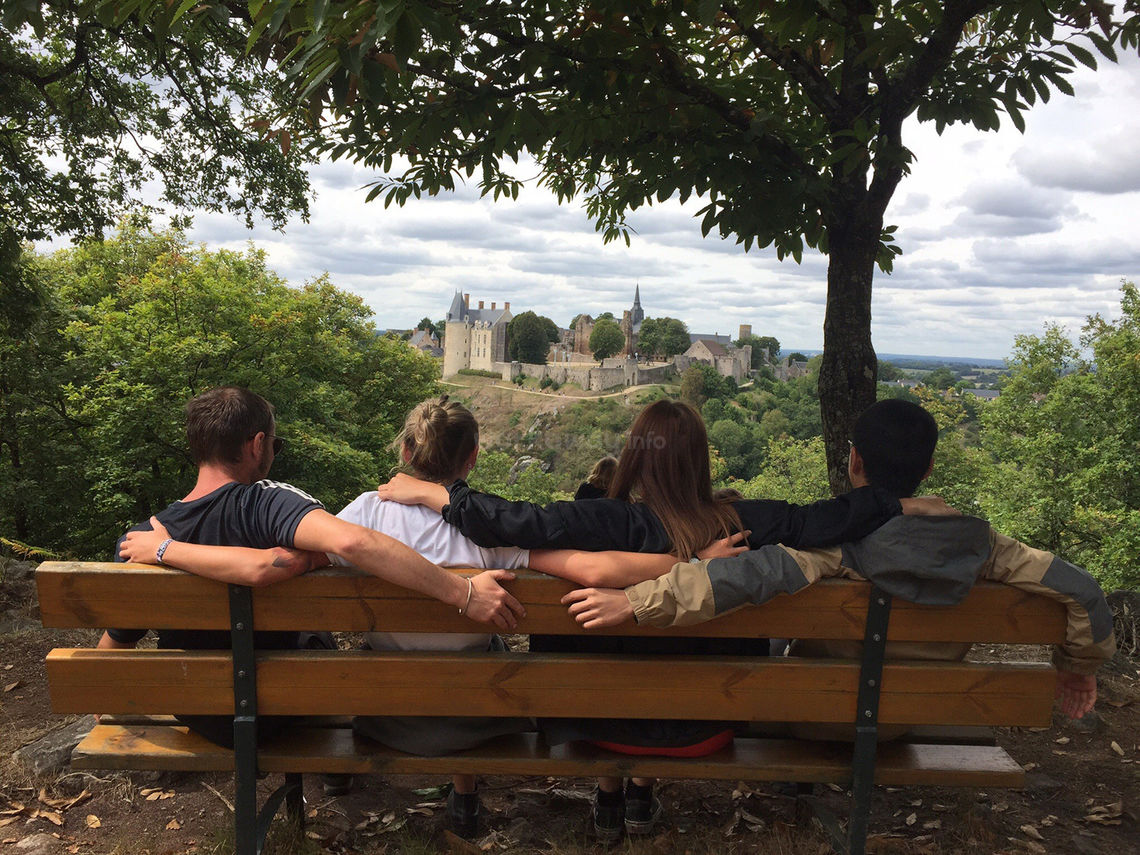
[819,225,879,496]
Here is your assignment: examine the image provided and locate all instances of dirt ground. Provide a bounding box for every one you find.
[3,572,1139,855]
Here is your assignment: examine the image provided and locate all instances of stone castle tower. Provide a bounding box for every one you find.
[441,292,512,377]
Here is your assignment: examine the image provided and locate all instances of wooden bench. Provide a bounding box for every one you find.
[36,562,1068,855]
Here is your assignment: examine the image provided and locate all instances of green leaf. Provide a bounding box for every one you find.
[1065,43,1097,70]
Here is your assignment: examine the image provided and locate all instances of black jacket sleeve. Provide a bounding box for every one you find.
[734,486,902,549]
[442,480,672,552]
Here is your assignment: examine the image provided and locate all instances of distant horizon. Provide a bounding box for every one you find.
[780,349,1007,368]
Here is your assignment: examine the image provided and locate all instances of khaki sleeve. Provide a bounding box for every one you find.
[626,560,716,628]
[984,533,1116,675]
[625,544,845,628]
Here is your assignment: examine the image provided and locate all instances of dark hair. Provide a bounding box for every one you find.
[851,399,938,498]
[394,395,479,483]
[185,387,275,466]
[607,400,740,559]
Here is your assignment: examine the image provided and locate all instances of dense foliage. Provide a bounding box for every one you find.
[0,1,311,248]
[589,317,625,360]
[508,311,559,364]
[0,225,438,557]
[976,285,1140,590]
[637,317,690,359]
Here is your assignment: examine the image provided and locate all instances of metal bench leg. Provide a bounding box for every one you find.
[847,587,893,855]
[284,773,304,828]
[233,715,260,855]
[230,585,263,855]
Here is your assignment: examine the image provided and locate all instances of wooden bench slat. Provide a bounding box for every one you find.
[36,563,1067,643]
[48,649,1056,727]
[72,725,1026,788]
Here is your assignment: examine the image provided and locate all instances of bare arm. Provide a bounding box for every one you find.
[528,550,677,587]
[376,473,450,513]
[528,531,750,587]
[293,509,525,630]
[119,517,329,586]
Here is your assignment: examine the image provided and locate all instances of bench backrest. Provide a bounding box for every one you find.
[38,562,1067,728]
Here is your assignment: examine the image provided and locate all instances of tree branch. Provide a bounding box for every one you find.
[720,2,842,121]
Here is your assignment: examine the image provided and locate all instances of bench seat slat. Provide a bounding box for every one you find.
[71,725,1026,788]
[36,563,1067,643]
[48,649,1056,727]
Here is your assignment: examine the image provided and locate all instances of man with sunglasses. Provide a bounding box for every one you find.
[96,386,524,749]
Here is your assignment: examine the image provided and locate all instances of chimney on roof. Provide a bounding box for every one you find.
[478,300,484,309]
[504,301,510,311]
[463,293,470,308]
[491,302,496,310]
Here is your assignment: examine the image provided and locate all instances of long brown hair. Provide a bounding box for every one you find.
[393,395,478,483]
[607,400,740,559]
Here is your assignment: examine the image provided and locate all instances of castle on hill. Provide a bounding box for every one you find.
[440,287,753,388]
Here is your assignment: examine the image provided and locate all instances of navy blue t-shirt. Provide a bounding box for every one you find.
[108,480,323,649]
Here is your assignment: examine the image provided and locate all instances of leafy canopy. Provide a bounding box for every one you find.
[230,0,1139,267]
[978,284,1140,589]
[0,223,438,557]
[589,317,625,360]
[508,311,557,363]
[1,1,313,246]
[638,316,691,359]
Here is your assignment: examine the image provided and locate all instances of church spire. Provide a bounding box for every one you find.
[630,283,644,326]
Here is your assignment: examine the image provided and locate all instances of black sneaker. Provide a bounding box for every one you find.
[591,788,624,843]
[321,774,352,796]
[446,787,481,839]
[623,782,662,836]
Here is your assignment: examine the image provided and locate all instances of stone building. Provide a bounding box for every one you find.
[678,338,753,384]
[441,292,512,377]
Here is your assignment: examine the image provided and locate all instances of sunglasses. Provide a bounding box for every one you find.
[251,434,286,454]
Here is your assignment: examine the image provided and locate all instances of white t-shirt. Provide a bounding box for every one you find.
[330,491,530,652]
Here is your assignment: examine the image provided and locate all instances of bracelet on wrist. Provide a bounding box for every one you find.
[458,576,474,615]
[155,538,174,565]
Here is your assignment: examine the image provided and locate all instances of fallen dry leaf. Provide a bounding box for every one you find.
[40,788,91,812]
[0,818,18,829]
[1054,736,1070,745]
[1020,824,1044,840]
[3,681,19,692]
[165,819,181,831]
[905,812,917,826]
[146,792,162,801]
[36,809,64,826]
[85,815,100,829]
[1111,741,1126,756]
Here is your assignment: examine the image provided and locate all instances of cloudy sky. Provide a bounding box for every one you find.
[186,53,1140,360]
